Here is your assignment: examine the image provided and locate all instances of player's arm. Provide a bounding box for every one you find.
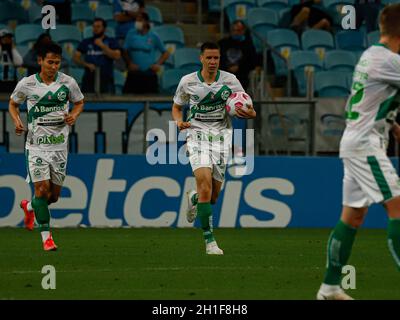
[172,103,190,130]
[65,100,84,126]
[391,122,400,142]
[8,99,25,135]
[94,39,121,60]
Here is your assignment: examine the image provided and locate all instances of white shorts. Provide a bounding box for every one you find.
[186,130,231,182]
[25,149,68,186]
[342,155,400,207]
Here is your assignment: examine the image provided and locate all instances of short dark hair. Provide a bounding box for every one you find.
[38,41,62,59]
[140,12,150,22]
[94,17,107,29]
[380,4,400,36]
[200,42,220,53]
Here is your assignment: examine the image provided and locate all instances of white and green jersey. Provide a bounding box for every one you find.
[340,44,400,158]
[11,72,84,151]
[173,70,244,132]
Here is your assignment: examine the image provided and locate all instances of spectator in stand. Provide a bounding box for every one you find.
[122,12,169,94]
[218,20,257,90]
[0,28,23,92]
[355,0,381,33]
[113,0,145,41]
[289,0,333,35]
[73,18,121,94]
[24,33,68,76]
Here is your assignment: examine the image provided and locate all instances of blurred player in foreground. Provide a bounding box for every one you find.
[317,4,400,299]
[8,42,84,251]
[171,42,256,255]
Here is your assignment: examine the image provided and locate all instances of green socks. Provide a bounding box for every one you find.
[388,219,400,270]
[197,202,215,243]
[323,220,357,285]
[31,197,50,232]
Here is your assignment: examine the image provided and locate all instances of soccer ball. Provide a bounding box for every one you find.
[225,91,252,117]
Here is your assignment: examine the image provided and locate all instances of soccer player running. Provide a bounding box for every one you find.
[172,42,256,255]
[317,4,400,299]
[8,42,84,251]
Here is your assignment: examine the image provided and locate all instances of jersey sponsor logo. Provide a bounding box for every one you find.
[33,168,41,177]
[36,133,65,145]
[34,105,66,113]
[36,157,43,165]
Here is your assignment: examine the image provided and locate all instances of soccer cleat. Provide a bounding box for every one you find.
[43,233,58,251]
[206,241,224,255]
[317,288,354,300]
[20,199,35,231]
[186,190,197,223]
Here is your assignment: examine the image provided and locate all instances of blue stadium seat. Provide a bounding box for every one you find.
[69,67,85,86]
[223,0,256,24]
[290,51,323,96]
[50,25,82,61]
[267,28,300,76]
[324,50,357,72]
[247,8,278,52]
[95,5,114,22]
[257,0,288,11]
[315,71,351,97]
[278,7,292,27]
[208,0,221,12]
[16,44,29,59]
[367,30,380,47]
[301,29,335,61]
[15,24,43,47]
[160,69,188,95]
[335,30,366,51]
[27,2,43,23]
[114,70,126,95]
[72,3,95,32]
[83,25,116,38]
[174,48,201,72]
[153,25,185,54]
[146,5,163,26]
[0,2,28,25]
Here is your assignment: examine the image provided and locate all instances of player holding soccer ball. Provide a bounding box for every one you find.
[8,42,84,251]
[317,4,400,300]
[172,42,256,255]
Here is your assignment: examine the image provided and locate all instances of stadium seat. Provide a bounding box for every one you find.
[160,69,188,95]
[324,50,357,72]
[257,0,289,11]
[208,0,221,12]
[301,29,335,61]
[223,0,256,24]
[247,8,278,52]
[290,51,323,96]
[50,25,82,61]
[114,70,126,95]
[28,2,43,23]
[335,30,366,51]
[315,71,351,97]
[95,5,114,22]
[71,4,95,32]
[146,5,163,26]
[174,48,201,72]
[277,7,292,28]
[69,67,85,86]
[16,44,29,59]
[83,25,116,38]
[367,30,380,47]
[15,24,43,47]
[267,28,300,76]
[153,25,185,55]
[0,1,28,25]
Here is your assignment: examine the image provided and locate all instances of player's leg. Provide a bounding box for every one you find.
[383,196,400,270]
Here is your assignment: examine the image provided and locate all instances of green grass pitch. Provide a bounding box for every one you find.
[0,228,398,300]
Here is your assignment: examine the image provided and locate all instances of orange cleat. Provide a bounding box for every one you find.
[43,233,58,251]
[20,200,35,231]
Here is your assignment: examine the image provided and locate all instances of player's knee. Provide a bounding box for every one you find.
[35,186,50,199]
[48,194,59,204]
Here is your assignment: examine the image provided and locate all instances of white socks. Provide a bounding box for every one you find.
[27,201,33,211]
[41,231,50,242]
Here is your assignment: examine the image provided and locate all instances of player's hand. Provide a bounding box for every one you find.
[86,63,96,72]
[236,104,256,119]
[176,120,191,131]
[228,64,239,73]
[128,63,140,72]
[14,119,25,136]
[65,113,78,126]
[94,37,104,48]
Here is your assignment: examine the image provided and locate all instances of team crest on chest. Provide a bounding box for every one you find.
[58,91,67,101]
